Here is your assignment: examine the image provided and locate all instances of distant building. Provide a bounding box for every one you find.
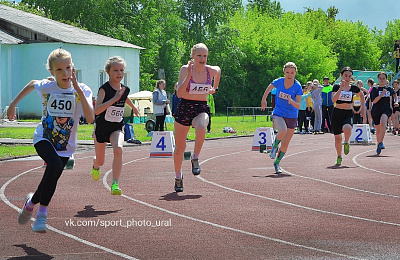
[0,4,144,117]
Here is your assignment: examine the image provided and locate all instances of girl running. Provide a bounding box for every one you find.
[331,67,364,166]
[91,56,140,195]
[173,43,221,192]
[8,48,94,232]
[370,72,399,154]
[261,62,302,173]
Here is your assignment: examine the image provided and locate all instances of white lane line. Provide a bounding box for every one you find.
[280,149,400,199]
[196,150,400,226]
[100,158,364,259]
[352,148,400,177]
[0,166,138,260]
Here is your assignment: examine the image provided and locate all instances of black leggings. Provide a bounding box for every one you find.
[297,110,307,132]
[155,107,167,131]
[31,140,69,206]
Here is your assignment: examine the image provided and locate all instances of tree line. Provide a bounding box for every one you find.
[5,0,400,113]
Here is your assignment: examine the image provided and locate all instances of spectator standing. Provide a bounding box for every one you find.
[153,79,170,131]
[321,77,333,133]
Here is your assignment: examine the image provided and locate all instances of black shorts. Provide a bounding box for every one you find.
[371,107,392,126]
[94,121,124,143]
[174,99,210,126]
[331,108,353,135]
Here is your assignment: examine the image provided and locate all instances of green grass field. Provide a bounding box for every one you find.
[0,115,273,159]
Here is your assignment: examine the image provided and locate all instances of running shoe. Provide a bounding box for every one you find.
[273,162,282,174]
[270,146,278,159]
[91,167,100,181]
[376,143,382,155]
[191,158,201,175]
[379,142,385,149]
[343,143,350,155]
[174,177,183,192]
[111,181,122,195]
[32,213,47,233]
[18,193,34,225]
[335,156,342,166]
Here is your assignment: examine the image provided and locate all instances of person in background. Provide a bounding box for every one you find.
[298,84,312,134]
[8,48,94,232]
[305,81,314,132]
[153,79,170,131]
[370,72,398,154]
[391,79,400,135]
[171,82,181,116]
[321,77,333,133]
[261,62,302,174]
[394,39,400,74]
[366,78,375,134]
[352,80,365,124]
[311,79,323,134]
[207,93,215,134]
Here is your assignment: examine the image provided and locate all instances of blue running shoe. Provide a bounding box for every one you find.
[270,146,278,159]
[379,142,385,149]
[273,162,282,174]
[376,144,381,154]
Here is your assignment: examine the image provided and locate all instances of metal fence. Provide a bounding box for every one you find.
[226,107,273,122]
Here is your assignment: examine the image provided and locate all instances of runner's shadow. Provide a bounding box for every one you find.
[327,165,356,169]
[74,205,121,218]
[10,244,53,259]
[366,154,391,158]
[160,192,202,201]
[253,174,291,178]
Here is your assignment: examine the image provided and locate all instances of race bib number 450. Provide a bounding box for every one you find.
[105,106,125,122]
[47,93,76,117]
[189,83,211,94]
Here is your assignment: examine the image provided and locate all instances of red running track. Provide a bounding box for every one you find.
[1,133,400,259]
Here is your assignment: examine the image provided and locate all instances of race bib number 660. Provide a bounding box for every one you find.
[47,93,76,117]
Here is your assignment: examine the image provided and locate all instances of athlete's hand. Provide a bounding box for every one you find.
[114,87,125,101]
[71,67,79,91]
[261,99,267,111]
[7,105,16,121]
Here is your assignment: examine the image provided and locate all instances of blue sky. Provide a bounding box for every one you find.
[243,0,400,31]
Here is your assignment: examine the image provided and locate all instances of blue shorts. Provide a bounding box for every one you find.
[174,99,210,126]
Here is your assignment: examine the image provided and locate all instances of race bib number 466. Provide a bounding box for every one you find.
[47,93,76,117]
[105,106,125,122]
[189,83,211,94]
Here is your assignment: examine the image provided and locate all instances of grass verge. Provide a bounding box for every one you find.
[0,115,272,159]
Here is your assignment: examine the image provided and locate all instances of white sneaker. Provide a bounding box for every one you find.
[32,213,47,233]
[18,193,34,225]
